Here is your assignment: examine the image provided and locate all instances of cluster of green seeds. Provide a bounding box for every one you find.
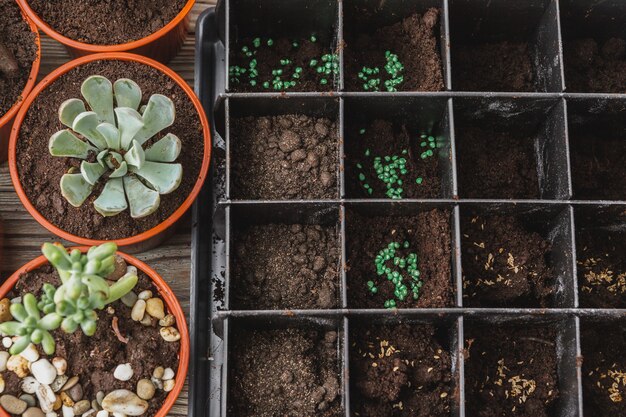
[358,51,405,92]
[229,35,338,90]
[367,241,423,309]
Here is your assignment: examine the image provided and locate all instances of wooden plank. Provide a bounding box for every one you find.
[0,1,216,415]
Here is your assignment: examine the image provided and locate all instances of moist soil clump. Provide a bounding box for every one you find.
[350,324,452,417]
[1,265,179,417]
[231,114,338,199]
[27,0,186,45]
[577,229,626,308]
[462,215,555,307]
[457,126,539,199]
[15,60,204,241]
[229,327,342,417]
[570,133,626,200]
[581,325,626,416]
[0,0,37,117]
[465,325,559,417]
[347,209,452,309]
[347,120,441,199]
[231,223,340,309]
[345,8,444,92]
[454,41,535,91]
[564,37,626,93]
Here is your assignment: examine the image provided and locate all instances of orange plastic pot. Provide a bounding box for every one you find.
[16,0,194,63]
[9,53,211,252]
[0,13,40,163]
[0,247,190,417]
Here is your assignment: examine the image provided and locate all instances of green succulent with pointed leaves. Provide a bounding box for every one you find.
[49,75,183,218]
[0,242,138,355]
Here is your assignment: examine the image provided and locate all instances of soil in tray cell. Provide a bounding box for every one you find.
[344,8,444,92]
[456,126,540,199]
[231,114,339,199]
[350,323,452,417]
[346,120,442,199]
[231,223,340,309]
[229,327,342,417]
[465,324,559,417]
[577,228,626,308]
[346,209,453,309]
[581,324,626,416]
[564,37,626,93]
[461,214,555,308]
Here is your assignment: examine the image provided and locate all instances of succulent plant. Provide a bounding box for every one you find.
[0,242,138,355]
[49,75,183,218]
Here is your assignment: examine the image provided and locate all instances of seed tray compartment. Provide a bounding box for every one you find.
[192,2,626,417]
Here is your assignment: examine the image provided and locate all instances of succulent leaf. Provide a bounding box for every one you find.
[145,133,182,162]
[113,79,142,111]
[134,161,183,194]
[80,161,107,185]
[124,175,160,218]
[125,139,146,169]
[133,94,175,145]
[114,107,144,150]
[94,178,127,216]
[81,75,115,124]
[97,149,109,167]
[96,122,121,150]
[72,111,108,149]
[110,161,128,178]
[49,130,96,159]
[59,98,87,128]
[60,174,94,207]
[107,271,139,303]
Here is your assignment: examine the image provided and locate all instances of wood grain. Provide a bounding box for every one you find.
[0,1,216,415]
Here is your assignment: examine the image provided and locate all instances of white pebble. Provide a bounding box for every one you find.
[52,357,67,376]
[137,290,152,300]
[20,377,40,394]
[159,326,181,342]
[130,300,146,322]
[113,363,133,381]
[0,374,4,393]
[62,405,75,417]
[20,344,40,362]
[2,337,12,348]
[162,368,174,381]
[10,297,21,304]
[96,411,109,417]
[163,379,175,392]
[46,413,57,417]
[0,351,9,371]
[31,359,57,385]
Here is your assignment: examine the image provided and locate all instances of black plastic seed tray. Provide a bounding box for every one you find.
[191,1,626,416]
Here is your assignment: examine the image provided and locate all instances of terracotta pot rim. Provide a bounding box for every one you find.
[8,52,212,248]
[0,247,190,417]
[0,10,41,130]
[16,0,196,52]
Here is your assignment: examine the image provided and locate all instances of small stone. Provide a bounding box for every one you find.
[2,337,13,348]
[62,405,74,417]
[101,390,148,416]
[159,327,181,342]
[163,379,175,392]
[51,375,69,393]
[0,298,12,322]
[150,378,163,390]
[96,411,108,417]
[96,392,104,407]
[67,384,83,403]
[59,392,74,407]
[8,355,30,377]
[0,395,28,414]
[121,292,138,308]
[46,413,56,417]
[113,364,133,381]
[61,376,79,392]
[139,315,155,327]
[20,377,39,394]
[52,358,67,376]
[20,344,40,363]
[0,351,9,371]
[91,401,99,412]
[106,256,127,281]
[152,367,164,379]
[82,410,96,417]
[10,297,21,304]
[18,395,35,407]
[136,380,155,401]
[158,314,175,327]
[131,300,146,321]
[137,290,152,300]
[53,396,62,411]
[111,413,125,417]
[162,368,174,381]
[145,298,165,320]
[0,374,4,393]
[32,359,57,385]
[23,407,45,417]
[73,401,90,415]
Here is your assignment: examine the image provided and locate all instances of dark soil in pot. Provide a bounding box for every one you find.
[344,8,444,92]
[0,0,37,117]
[576,228,626,308]
[16,60,204,241]
[1,264,180,417]
[347,209,453,309]
[346,120,442,199]
[457,127,539,199]
[27,0,186,45]
[581,325,626,416]
[453,41,536,91]
[462,215,555,308]
[229,327,342,417]
[231,223,340,309]
[231,114,338,200]
[465,324,559,417]
[350,323,452,417]
[564,37,626,93]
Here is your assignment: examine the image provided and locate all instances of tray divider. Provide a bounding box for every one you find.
[441,0,453,90]
[456,315,466,417]
[342,315,351,417]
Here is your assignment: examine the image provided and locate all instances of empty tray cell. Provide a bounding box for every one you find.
[228,96,340,200]
[454,97,570,199]
[344,96,454,199]
[226,316,344,416]
[460,204,575,308]
[567,99,626,201]
[575,206,626,308]
[227,0,340,92]
[449,0,563,92]
[345,203,456,309]
[349,317,458,417]
[343,0,447,92]
[560,0,626,93]
[228,203,341,310]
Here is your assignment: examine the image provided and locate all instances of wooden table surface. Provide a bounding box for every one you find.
[0,1,216,415]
